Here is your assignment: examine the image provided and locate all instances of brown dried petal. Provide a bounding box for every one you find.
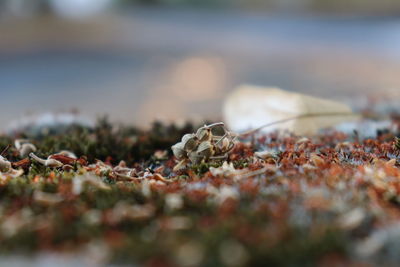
[49,154,76,165]
[12,158,31,170]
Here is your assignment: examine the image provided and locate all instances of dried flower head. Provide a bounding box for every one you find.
[172,122,236,171]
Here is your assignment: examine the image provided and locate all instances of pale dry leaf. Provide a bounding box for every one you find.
[223,85,358,135]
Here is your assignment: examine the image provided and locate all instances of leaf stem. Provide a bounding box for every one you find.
[237,112,358,137]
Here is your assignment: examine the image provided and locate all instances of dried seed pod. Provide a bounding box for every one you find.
[188,151,202,165]
[197,141,214,159]
[181,134,198,151]
[213,136,230,153]
[0,156,12,173]
[196,127,212,142]
[172,142,186,160]
[172,122,236,169]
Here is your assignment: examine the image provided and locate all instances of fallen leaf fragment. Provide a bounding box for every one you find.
[223,85,358,135]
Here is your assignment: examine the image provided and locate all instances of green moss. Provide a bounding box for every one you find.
[9,118,196,165]
[191,161,224,175]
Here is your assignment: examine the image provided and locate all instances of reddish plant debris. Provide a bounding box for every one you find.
[1,122,400,266]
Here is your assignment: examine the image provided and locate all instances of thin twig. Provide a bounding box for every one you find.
[215,133,228,146]
[0,145,10,156]
[237,112,358,137]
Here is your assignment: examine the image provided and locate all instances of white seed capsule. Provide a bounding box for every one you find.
[188,151,202,165]
[213,136,230,152]
[171,142,186,160]
[197,141,214,158]
[181,134,198,152]
[196,127,211,142]
[172,122,234,168]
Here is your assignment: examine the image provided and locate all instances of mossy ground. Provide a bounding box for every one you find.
[0,119,398,266]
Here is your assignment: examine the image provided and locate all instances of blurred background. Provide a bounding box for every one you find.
[2,0,400,130]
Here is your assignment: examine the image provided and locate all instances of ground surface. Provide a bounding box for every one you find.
[0,120,400,266]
